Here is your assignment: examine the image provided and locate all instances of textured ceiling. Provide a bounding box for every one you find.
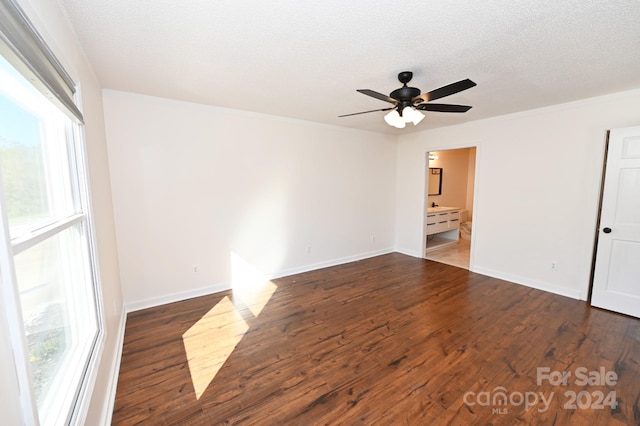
[57,0,640,135]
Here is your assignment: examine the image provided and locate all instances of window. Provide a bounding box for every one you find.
[0,3,102,424]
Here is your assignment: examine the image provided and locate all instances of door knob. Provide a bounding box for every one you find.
[603,227,612,234]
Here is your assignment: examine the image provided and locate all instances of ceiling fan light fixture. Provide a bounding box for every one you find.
[384,109,401,126]
[402,107,425,125]
[393,118,406,129]
[384,109,406,128]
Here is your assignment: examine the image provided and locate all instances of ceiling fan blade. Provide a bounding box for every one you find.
[416,103,472,113]
[357,89,398,105]
[339,107,395,117]
[413,79,476,103]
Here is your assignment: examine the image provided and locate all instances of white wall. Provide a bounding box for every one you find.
[396,89,640,300]
[2,0,124,424]
[103,90,397,309]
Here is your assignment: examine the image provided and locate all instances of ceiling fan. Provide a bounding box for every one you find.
[339,71,476,128]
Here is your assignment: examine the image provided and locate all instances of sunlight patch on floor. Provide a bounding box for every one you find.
[182,296,248,399]
[182,253,279,399]
[231,251,277,317]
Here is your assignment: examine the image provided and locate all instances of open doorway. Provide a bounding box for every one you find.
[424,147,476,269]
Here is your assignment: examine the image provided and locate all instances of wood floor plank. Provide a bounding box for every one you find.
[113,253,640,425]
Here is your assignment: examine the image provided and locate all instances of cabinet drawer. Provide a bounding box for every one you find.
[426,222,437,235]
[427,221,449,235]
[426,214,437,225]
[449,218,460,229]
[448,211,460,221]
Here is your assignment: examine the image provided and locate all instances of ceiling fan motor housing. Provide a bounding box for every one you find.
[391,71,421,105]
[390,86,421,102]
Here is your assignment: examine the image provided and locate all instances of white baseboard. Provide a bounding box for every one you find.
[394,247,583,301]
[125,282,232,313]
[124,248,395,313]
[394,247,422,258]
[267,247,395,280]
[471,266,583,300]
[101,309,126,425]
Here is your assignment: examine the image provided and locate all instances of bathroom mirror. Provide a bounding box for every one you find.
[428,168,442,195]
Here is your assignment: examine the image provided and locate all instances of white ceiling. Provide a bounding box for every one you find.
[57,0,640,135]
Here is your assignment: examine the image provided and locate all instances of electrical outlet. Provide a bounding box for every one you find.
[551,261,558,271]
[192,264,199,273]
[306,246,311,254]
[371,235,376,243]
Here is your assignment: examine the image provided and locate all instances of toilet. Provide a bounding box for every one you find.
[460,209,472,240]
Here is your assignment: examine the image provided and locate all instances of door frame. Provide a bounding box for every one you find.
[422,143,481,272]
[587,131,610,302]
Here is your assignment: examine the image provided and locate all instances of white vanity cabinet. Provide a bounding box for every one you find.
[425,207,460,253]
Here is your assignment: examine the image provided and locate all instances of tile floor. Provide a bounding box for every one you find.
[425,237,471,269]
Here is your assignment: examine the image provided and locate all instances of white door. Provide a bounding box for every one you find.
[591,125,640,318]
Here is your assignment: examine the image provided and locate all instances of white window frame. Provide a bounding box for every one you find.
[0,1,106,423]
[0,81,106,425]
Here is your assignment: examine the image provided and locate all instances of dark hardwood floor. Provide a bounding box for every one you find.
[113,253,640,425]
